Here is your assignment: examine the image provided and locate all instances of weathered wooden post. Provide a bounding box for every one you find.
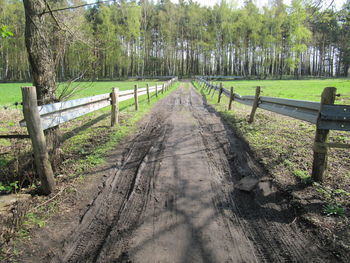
[134,84,139,111]
[162,84,164,94]
[208,83,212,95]
[211,84,217,99]
[218,82,223,103]
[155,84,158,97]
[228,87,234,110]
[22,86,55,195]
[146,84,150,103]
[111,87,119,126]
[248,86,261,123]
[312,87,337,182]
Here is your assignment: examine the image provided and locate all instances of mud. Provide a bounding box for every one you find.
[22,83,339,262]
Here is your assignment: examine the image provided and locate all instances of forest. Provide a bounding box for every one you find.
[1,0,350,81]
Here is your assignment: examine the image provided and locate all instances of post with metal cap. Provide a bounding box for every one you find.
[22,86,55,195]
[146,83,150,103]
[228,87,234,110]
[111,87,119,126]
[218,82,223,103]
[312,87,337,182]
[248,86,261,123]
[134,84,139,111]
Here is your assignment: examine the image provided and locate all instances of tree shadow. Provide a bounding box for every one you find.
[61,112,110,143]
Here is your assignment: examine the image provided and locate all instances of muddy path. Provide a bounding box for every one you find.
[23,83,338,263]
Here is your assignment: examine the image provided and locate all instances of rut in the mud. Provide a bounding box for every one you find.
[49,83,335,263]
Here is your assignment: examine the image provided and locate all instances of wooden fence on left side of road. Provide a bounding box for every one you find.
[19,77,178,194]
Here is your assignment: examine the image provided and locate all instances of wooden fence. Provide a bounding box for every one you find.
[20,77,178,194]
[195,77,350,183]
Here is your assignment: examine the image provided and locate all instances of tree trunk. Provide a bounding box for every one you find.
[23,0,60,168]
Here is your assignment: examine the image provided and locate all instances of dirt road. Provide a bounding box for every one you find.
[25,83,337,262]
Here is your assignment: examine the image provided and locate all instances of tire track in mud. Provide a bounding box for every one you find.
[51,83,337,263]
[189,85,335,263]
[52,109,170,263]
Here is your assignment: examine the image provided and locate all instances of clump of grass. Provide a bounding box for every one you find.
[322,204,346,217]
[314,182,347,217]
[293,169,312,184]
[0,181,19,194]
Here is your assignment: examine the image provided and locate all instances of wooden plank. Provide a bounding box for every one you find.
[37,93,110,115]
[119,90,135,96]
[43,100,111,130]
[21,86,55,195]
[21,99,111,129]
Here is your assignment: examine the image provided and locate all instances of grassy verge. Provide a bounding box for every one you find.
[192,80,349,255]
[0,83,180,262]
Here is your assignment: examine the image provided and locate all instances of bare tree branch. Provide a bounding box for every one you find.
[39,0,117,15]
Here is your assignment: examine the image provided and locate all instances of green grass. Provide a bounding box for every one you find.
[214,79,350,104]
[0,80,161,106]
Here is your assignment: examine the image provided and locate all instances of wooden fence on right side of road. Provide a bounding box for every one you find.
[194,77,350,183]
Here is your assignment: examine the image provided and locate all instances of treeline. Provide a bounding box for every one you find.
[1,0,350,81]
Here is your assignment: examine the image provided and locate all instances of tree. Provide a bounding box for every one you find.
[23,0,59,194]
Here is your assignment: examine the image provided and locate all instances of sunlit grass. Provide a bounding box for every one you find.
[0,80,162,106]
[213,79,350,104]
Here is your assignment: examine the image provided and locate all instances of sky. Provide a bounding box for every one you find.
[170,0,347,10]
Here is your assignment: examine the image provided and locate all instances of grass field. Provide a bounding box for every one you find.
[214,79,350,104]
[2,79,350,106]
[0,81,161,106]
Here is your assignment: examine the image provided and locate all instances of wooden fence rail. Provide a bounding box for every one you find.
[20,77,178,194]
[195,77,350,183]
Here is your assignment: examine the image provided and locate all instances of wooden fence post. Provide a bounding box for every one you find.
[218,82,223,103]
[162,84,164,94]
[312,87,337,182]
[22,86,55,195]
[156,84,158,97]
[228,87,234,110]
[111,87,119,126]
[134,84,139,111]
[146,84,150,103]
[248,86,261,123]
[211,84,217,99]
